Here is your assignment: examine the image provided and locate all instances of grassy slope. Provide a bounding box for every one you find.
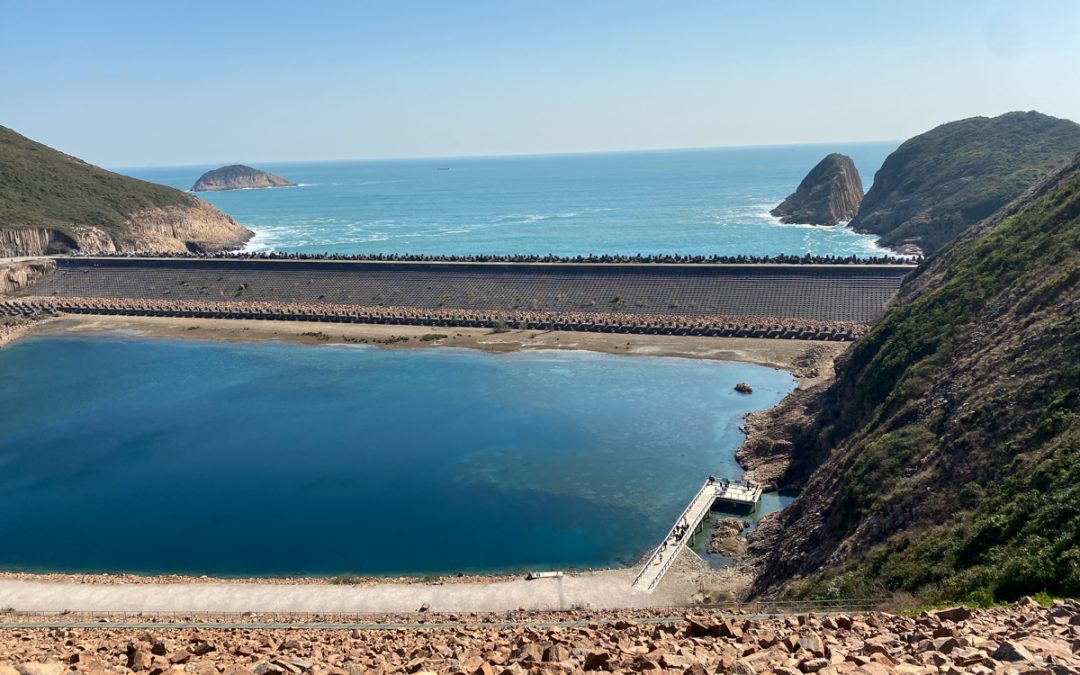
[851,111,1080,254]
[756,154,1080,605]
[0,124,195,238]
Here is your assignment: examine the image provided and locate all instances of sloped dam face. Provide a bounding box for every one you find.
[0,334,793,577]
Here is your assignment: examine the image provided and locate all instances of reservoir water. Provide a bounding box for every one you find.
[0,334,794,577]
[126,143,897,258]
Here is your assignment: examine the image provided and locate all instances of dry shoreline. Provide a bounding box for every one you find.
[24,313,846,385]
[1,313,845,595]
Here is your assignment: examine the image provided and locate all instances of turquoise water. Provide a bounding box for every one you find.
[0,335,794,577]
[126,143,896,257]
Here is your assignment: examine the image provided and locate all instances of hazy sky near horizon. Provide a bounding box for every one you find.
[3,0,1079,168]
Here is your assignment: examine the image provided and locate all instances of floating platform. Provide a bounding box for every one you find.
[631,479,762,593]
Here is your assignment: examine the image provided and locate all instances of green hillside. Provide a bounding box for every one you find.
[753,153,1080,605]
[850,111,1080,255]
[0,124,194,238]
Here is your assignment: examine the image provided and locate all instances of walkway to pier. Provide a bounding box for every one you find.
[632,479,762,593]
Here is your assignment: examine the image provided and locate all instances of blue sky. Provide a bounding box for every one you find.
[2,0,1079,167]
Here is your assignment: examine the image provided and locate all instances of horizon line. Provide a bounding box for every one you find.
[111,138,902,172]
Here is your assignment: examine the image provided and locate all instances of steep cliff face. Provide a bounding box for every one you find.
[849,111,1080,255]
[749,153,1080,604]
[0,258,55,295]
[771,154,863,226]
[191,165,296,192]
[0,125,252,256]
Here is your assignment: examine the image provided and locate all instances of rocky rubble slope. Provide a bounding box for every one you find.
[1,599,1078,675]
[771,154,863,227]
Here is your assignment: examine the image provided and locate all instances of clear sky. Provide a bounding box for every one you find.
[2,0,1079,167]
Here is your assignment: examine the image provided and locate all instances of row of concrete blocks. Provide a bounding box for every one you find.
[1,301,858,341]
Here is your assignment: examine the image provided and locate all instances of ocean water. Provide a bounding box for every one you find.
[125,143,897,257]
[0,334,793,577]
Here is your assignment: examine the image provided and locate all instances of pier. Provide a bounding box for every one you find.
[631,479,763,593]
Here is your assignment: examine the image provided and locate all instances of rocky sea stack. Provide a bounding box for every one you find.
[0,125,252,256]
[191,165,297,192]
[770,153,863,226]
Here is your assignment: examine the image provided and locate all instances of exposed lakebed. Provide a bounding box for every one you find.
[0,334,794,576]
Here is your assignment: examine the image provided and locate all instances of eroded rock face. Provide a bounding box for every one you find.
[0,259,55,295]
[113,201,252,253]
[771,154,864,226]
[191,165,296,192]
[0,202,250,257]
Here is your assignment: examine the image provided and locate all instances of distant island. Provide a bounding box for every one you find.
[191,165,297,192]
[770,153,863,226]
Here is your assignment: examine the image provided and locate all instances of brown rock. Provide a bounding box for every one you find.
[713,619,743,640]
[934,607,973,623]
[659,654,692,669]
[15,665,64,675]
[799,658,829,673]
[797,634,825,656]
[542,644,571,663]
[583,650,610,671]
[685,618,712,638]
[991,640,1035,662]
[128,649,153,672]
[732,659,757,674]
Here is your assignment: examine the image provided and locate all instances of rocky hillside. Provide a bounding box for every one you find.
[192,164,296,191]
[849,111,1080,255]
[0,125,252,256]
[749,152,1080,605]
[771,154,864,226]
[0,600,1077,674]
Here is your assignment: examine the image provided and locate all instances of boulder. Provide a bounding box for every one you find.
[934,607,972,623]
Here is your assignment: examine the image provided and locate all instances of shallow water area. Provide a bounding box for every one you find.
[0,334,794,577]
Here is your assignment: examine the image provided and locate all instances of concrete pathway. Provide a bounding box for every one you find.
[0,569,672,614]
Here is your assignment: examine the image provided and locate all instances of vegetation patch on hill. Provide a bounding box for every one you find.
[752,153,1080,605]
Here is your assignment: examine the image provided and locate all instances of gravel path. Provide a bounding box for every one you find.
[0,568,686,614]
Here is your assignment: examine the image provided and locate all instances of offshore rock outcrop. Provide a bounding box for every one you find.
[191,164,296,191]
[0,124,252,256]
[771,153,864,226]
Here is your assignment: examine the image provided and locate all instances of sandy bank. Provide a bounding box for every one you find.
[0,550,746,614]
[27,314,846,384]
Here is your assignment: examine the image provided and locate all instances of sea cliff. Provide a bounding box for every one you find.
[0,125,252,256]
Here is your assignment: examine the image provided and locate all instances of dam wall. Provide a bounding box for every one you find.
[24,258,912,325]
